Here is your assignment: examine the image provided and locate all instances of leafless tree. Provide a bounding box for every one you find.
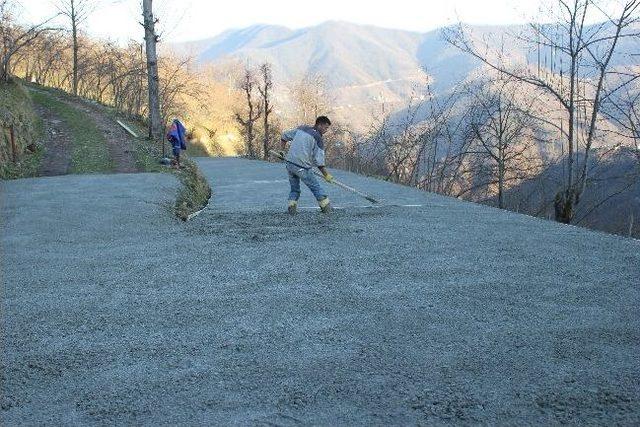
[257,62,273,159]
[56,0,94,96]
[365,83,476,196]
[235,66,262,157]
[0,0,58,81]
[159,56,203,128]
[291,73,330,124]
[464,76,543,208]
[602,72,640,162]
[444,0,640,223]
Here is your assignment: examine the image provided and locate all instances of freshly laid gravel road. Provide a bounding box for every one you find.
[1,157,639,425]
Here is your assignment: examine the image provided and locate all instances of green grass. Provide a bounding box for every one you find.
[0,101,45,179]
[0,144,44,179]
[30,90,113,174]
[174,158,212,220]
[0,80,42,179]
[135,140,164,172]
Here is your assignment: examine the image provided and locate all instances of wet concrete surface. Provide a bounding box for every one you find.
[1,158,639,425]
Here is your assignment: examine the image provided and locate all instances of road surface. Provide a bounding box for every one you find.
[2,157,639,425]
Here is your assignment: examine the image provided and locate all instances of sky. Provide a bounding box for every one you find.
[17,0,548,44]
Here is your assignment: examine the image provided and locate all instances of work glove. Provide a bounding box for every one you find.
[323,173,334,183]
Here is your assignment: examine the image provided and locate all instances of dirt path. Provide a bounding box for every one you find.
[35,103,73,176]
[31,87,140,175]
[61,98,139,173]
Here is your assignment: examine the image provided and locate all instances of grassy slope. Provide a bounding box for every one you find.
[83,103,167,173]
[30,90,113,174]
[174,159,212,220]
[0,81,43,179]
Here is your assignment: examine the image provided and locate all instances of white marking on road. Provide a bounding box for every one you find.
[299,204,425,210]
[215,180,289,188]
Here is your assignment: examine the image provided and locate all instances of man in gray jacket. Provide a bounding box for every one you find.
[281,116,334,214]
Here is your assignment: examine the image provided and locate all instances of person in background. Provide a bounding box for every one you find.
[280,116,334,214]
[167,118,188,169]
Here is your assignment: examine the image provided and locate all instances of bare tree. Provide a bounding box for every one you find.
[142,0,163,154]
[291,73,330,124]
[0,0,58,81]
[603,73,640,162]
[257,62,273,160]
[56,0,93,96]
[384,89,425,184]
[365,83,476,196]
[444,0,640,223]
[411,83,471,196]
[159,56,203,128]
[464,76,542,208]
[235,66,262,157]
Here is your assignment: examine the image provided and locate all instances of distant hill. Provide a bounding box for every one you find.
[167,21,638,130]
[166,21,483,126]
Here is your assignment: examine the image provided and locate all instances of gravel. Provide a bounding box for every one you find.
[1,158,639,425]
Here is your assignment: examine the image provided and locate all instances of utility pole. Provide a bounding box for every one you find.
[142,0,163,156]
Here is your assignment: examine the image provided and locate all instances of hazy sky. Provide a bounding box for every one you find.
[18,0,546,43]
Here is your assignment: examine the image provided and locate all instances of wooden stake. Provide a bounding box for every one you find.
[117,120,139,138]
[10,125,16,163]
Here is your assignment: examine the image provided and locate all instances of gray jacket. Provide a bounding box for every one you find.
[282,126,325,169]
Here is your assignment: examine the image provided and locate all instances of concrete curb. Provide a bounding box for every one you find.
[185,198,210,221]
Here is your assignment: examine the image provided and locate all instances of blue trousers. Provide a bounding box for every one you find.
[286,163,327,202]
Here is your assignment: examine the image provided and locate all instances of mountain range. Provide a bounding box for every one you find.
[167,20,638,129]
[167,21,485,125]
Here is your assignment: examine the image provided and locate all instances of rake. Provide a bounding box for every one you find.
[269,150,380,204]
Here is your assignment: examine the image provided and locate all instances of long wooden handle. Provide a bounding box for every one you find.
[269,150,380,204]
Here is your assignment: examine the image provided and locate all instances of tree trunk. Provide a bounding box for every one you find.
[71,0,78,96]
[1,56,10,81]
[142,0,163,155]
[560,46,577,224]
[246,88,255,157]
[498,157,505,209]
[247,123,254,157]
[258,63,273,160]
[263,104,269,159]
[136,43,144,117]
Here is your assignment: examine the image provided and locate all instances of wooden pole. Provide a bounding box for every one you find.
[268,150,380,204]
[116,120,139,138]
[10,125,16,163]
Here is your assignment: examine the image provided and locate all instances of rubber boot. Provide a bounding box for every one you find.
[319,197,331,214]
[288,200,298,215]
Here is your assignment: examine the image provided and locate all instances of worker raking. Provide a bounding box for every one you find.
[280,116,334,214]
